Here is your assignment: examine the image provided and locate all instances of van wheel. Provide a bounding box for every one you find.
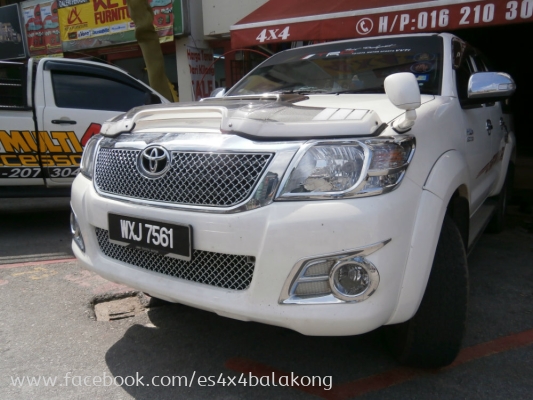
[383,215,468,368]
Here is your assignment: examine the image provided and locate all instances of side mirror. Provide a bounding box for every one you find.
[384,73,421,132]
[468,72,516,101]
[210,87,226,98]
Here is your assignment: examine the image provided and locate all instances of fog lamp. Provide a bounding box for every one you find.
[329,258,379,301]
[70,210,85,252]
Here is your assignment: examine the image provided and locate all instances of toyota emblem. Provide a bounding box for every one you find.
[137,145,171,178]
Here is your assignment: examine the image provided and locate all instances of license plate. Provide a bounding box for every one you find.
[108,213,192,260]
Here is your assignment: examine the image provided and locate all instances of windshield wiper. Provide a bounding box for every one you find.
[271,86,330,95]
[330,87,386,94]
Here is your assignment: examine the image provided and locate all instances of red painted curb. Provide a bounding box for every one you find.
[0,258,77,270]
[226,327,533,399]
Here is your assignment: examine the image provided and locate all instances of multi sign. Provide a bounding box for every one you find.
[231,0,533,48]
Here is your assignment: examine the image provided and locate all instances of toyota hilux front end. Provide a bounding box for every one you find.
[71,33,516,368]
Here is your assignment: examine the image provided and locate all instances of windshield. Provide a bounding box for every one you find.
[226,36,442,96]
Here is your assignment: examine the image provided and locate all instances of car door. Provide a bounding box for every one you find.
[455,45,496,214]
[34,58,165,186]
[470,52,509,197]
[0,61,43,186]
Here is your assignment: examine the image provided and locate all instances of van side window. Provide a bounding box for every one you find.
[51,71,150,112]
[0,63,26,109]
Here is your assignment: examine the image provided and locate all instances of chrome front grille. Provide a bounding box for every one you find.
[94,148,272,207]
[96,228,254,290]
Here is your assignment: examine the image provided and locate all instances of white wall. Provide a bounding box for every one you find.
[176,0,267,102]
[202,0,268,37]
[175,0,209,102]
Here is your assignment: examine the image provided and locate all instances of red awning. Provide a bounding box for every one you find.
[231,0,533,48]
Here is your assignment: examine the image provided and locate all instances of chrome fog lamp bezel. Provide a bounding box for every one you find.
[70,209,85,252]
[279,239,389,305]
[329,258,379,302]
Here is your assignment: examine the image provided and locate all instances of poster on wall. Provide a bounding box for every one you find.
[151,0,174,43]
[57,0,177,52]
[186,46,215,101]
[22,0,62,57]
[0,4,28,60]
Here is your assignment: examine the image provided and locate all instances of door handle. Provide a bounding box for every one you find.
[51,119,77,125]
[486,119,493,135]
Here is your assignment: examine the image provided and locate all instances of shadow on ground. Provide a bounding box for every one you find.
[0,197,73,262]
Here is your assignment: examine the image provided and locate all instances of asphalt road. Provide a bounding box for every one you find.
[0,197,73,265]
[0,198,532,399]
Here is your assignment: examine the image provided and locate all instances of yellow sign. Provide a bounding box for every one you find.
[57,0,133,43]
[0,129,83,169]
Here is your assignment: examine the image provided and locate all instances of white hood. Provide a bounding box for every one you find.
[100,94,434,140]
[295,94,435,124]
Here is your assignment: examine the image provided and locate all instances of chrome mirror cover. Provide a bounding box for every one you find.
[468,72,516,100]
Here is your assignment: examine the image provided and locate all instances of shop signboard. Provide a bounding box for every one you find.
[0,4,28,60]
[231,0,533,48]
[173,0,185,36]
[57,0,180,52]
[22,0,63,57]
[186,46,215,101]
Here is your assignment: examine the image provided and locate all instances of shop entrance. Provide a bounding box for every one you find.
[454,22,532,155]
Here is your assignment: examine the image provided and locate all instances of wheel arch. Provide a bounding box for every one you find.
[447,186,470,249]
[387,150,470,324]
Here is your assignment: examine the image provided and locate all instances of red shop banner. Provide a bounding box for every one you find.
[231,0,533,48]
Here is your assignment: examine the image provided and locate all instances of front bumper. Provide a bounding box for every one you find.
[71,174,422,336]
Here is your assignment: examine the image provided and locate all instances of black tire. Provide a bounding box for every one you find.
[383,215,469,368]
[486,163,514,234]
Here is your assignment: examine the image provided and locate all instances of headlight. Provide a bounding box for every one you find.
[80,135,101,180]
[281,144,368,194]
[277,136,415,200]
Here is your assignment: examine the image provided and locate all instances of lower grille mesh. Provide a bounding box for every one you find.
[95,228,254,290]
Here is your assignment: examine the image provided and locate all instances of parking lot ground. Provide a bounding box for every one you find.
[1,204,532,399]
[0,197,73,265]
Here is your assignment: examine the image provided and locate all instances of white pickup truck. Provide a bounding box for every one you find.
[0,57,167,197]
[71,33,516,368]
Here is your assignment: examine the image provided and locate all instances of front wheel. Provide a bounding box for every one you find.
[383,215,469,368]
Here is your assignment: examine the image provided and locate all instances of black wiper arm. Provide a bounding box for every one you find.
[272,87,330,95]
[330,87,385,94]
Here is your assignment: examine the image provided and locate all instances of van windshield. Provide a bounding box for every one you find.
[226,36,442,96]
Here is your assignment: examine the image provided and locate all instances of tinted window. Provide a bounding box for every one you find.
[51,71,150,112]
[227,36,443,96]
[0,63,26,109]
[455,49,476,103]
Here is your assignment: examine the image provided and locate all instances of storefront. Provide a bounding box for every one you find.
[0,3,27,60]
[230,0,533,151]
[0,0,220,101]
